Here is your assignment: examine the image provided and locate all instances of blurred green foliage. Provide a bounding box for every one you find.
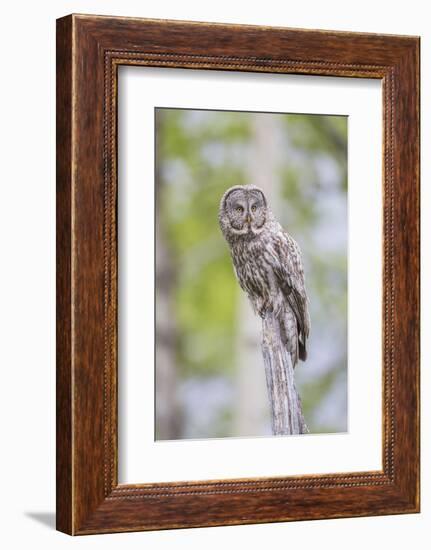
[156,108,347,439]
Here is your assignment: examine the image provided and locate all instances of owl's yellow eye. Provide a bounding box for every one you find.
[236,206,244,213]
[251,205,257,212]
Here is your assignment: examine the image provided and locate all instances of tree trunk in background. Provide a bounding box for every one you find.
[234,113,281,435]
[155,112,181,440]
[234,294,268,435]
[235,113,307,436]
[155,219,182,440]
[248,113,282,215]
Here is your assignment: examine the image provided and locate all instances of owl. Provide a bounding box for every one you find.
[218,184,310,367]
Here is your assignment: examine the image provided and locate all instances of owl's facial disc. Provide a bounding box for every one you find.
[225,188,267,237]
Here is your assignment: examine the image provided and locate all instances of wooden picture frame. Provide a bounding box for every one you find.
[56,14,420,535]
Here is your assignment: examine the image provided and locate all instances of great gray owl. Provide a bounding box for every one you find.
[218,184,310,368]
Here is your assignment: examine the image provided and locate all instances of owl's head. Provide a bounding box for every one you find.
[219,184,268,241]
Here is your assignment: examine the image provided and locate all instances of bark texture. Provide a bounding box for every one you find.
[262,312,308,435]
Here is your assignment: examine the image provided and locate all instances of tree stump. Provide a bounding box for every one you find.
[261,311,308,435]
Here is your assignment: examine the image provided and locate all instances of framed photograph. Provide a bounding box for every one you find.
[56,14,420,535]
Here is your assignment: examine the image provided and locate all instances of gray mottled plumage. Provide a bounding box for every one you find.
[218,184,310,367]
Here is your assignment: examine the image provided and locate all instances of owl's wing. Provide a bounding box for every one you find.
[269,229,310,355]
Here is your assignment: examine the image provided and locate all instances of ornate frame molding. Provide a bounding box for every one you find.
[57,14,419,534]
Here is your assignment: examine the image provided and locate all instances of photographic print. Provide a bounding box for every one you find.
[155,107,348,441]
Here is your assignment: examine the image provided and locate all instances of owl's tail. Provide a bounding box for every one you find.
[261,311,308,435]
[277,306,305,368]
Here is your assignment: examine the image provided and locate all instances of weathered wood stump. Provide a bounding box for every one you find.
[261,311,308,435]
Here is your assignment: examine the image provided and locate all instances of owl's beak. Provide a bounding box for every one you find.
[246,215,251,224]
